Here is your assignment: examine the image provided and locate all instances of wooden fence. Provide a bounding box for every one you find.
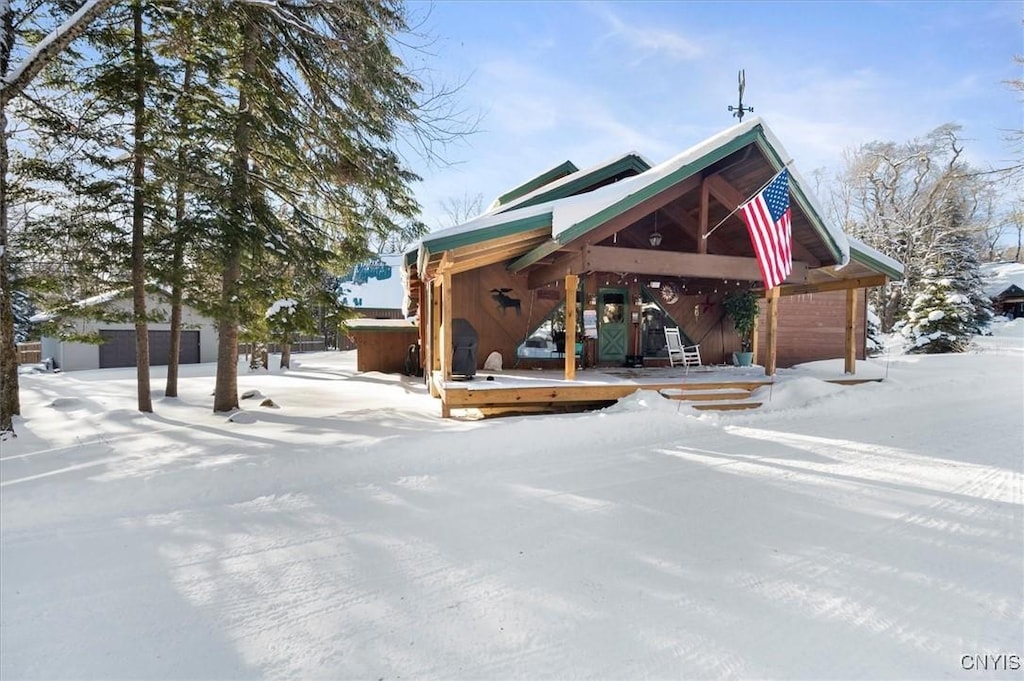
[238,338,327,356]
[17,342,41,364]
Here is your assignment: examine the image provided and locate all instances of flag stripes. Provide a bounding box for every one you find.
[740,169,792,290]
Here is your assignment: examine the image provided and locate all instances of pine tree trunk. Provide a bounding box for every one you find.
[165,237,183,397]
[130,0,151,413]
[213,249,241,412]
[165,60,194,399]
[280,331,291,370]
[0,8,20,436]
[213,10,257,413]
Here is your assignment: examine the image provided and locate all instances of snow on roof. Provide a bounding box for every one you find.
[488,159,578,210]
[548,117,850,265]
[981,261,1024,298]
[29,284,173,323]
[484,151,654,216]
[338,254,406,310]
[848,237,904,279]
[416,201,556,273]
[414,117,852,273]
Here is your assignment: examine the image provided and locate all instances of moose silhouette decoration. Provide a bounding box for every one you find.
[490,288,521,316]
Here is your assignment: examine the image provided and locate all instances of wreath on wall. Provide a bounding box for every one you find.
[659,282,680,305]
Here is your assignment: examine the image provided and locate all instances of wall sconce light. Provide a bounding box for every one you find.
[634,294,643,307]
[588,294,597,306]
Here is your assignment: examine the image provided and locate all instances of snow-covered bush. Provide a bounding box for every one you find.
[866,305,884,356]
[897,269,974,353]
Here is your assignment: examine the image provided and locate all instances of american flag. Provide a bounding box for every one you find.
[740,169,792,290]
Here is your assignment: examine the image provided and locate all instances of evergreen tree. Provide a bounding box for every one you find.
[1,0,117,435]
[827,125,1001,332]
[12,2,164,412]
[12,290,33,342]
[865,305,883,356]
[898,268,974,353]
[210,0,430,412]
[945,228,994,334]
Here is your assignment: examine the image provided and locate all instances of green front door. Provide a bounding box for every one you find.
[598,288,628,363]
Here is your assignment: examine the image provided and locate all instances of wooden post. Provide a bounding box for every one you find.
[428,280,441,397]
[416,280,427,382]
[441,269,453,383]
[765,286,779,376]
[698,176,710,254]
[751,305,760,366]
[564,274,578,381]
[845,288,857,375]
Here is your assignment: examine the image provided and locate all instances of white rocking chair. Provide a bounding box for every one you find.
[664,327,702,370]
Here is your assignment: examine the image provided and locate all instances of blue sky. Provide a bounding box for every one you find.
[404,0,1022,230]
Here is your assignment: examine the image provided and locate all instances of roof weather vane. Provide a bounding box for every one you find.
[728,69,754,122]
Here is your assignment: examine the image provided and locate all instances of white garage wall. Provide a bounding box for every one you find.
[42,293,220,371]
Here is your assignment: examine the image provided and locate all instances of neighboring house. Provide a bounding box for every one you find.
[30,288,219,371]
[338,254,406,319]
[982,262,1024,319]
[337,254,410,354]
[401,117,903,384]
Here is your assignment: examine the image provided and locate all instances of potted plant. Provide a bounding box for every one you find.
[723,290,759,366]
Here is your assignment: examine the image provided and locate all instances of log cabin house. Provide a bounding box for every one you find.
[400,117,904,416]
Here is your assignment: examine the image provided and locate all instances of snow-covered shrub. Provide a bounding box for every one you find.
[866,305,884,356]
[898,268,974,353]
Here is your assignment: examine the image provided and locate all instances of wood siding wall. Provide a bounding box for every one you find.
[754,291,867,368]
[449,266,563,369]
[352,329,419,373]
[443,267,749,368]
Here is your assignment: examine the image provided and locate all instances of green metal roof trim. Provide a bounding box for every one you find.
[509,130,761,272]
[498,154,653,214]
[494,160,579,208]
[511,123,848,273]
[751,135,845,264]
[849,240,904,281]
[419,212,555,271]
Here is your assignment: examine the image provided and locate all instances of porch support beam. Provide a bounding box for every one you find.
[582,245,808,283]
[527,251,584,290]
[564,274,578,381]
[429,279,441,397]
[751,306,760,365]
[845,288,857,375]
[512,175,703,278]
[417,279,427,385]
[773,274,887,297]
[764,286,779,376]
[698,176,710,254]
[440,260,453,384]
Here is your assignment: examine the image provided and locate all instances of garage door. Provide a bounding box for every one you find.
[98,330,201,368]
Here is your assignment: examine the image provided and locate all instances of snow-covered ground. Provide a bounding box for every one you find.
[2,322,1022,680]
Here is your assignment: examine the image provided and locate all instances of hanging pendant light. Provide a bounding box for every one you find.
[649,211,663,248]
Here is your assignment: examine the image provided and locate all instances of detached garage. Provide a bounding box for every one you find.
[31,288,219,372]
[97,329,201,368]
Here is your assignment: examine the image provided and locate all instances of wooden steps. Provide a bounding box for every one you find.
[691,401,763,411]
[434,371,882,418]
[824,377,884,386]
[661,388,754,401]
[659,386,762,412]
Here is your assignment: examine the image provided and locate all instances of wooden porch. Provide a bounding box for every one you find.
[431,364,883,418]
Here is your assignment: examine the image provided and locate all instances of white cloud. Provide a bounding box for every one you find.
[591,3,703,61]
